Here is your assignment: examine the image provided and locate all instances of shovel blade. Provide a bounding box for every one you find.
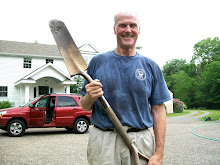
[49,19,88,76]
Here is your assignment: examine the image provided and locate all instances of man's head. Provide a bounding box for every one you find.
[114,11,141,51]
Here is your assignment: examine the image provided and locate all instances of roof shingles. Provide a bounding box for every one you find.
[0,40,61,57]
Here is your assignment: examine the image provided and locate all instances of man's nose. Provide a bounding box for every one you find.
[125,25,132,32]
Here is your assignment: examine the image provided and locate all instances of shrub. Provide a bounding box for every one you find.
[197,107,206,110]
[71,75,84,94]
[0,100,14,109]
[173,98,184,113]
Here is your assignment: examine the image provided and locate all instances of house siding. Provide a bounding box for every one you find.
[0,55,68,106]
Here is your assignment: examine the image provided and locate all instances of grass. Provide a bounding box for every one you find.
[166,110,191,117]
[167,109,220,121]
[187,110,204,117]
[197,110,220,121]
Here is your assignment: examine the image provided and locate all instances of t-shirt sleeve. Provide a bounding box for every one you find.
[150,65,171,106]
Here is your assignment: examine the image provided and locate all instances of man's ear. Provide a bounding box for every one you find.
[138,26,141,35]
[114,26,117,35]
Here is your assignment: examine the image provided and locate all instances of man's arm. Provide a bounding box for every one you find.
[80,79,104,111]
[149,103,166,165]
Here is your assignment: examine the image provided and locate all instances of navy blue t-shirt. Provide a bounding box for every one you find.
[81,51,171,129]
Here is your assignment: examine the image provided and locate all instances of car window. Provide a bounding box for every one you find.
[35,97,49,107]
[57,96,78,107]
[50,98,55,107]
[21,95,42,107]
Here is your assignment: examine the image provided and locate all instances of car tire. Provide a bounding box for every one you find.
[73,118,89,134]
[7,119,26,137]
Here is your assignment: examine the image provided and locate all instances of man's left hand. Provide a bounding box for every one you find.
[147,154,163,165]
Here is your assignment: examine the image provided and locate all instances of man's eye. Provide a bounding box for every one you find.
[130,24,137,28]
[119,24,127,28]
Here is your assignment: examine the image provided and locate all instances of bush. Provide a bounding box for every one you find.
[0,101,14,109]
[173,98,184,113]
[197,107,206,110]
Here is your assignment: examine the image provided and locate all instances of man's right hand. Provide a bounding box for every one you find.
[80,79,104,111]
[85,79,104,101]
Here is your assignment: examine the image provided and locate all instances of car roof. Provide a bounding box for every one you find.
[48,93,82,97]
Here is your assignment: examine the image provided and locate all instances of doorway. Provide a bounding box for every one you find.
[39,86,49,95]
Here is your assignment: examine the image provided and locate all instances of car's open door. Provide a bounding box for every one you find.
[30,96,49,127]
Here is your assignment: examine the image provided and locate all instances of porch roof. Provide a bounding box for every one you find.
[14,63,75,85]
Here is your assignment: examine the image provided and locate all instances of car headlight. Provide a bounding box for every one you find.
[0,111,7,117]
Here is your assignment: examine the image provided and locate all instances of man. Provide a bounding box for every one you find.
[80,11,171,165]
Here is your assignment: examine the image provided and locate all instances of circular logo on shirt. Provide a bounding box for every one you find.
[135,69,146,80]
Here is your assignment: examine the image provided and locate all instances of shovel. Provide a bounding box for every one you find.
[49,20,149,165]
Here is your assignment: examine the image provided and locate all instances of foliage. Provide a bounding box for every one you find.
[135,46,143,50]
[170,70,193,107]
[162,59,188,92]
[71,75,84,94]
[33,40,39,44]
[197,61,220,109]
[173,98,184,113]
[0,101,14,109]
[163,37,220,109]
[192,37,220,73]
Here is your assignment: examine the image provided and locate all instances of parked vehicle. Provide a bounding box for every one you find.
[0,94,92,137]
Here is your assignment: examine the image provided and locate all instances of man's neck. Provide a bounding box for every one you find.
[115,47,136,56]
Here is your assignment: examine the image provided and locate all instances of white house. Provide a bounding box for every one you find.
[164,90,173,114]
[0,40,100,107]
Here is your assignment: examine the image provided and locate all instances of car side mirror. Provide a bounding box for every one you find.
[29,104,34,108]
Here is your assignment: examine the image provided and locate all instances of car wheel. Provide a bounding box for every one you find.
[65,127,74,132]
[7,119,26,137]
[73,118,89,134]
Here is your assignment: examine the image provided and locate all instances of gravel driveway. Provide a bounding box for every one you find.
[0,111,219,165]
[164,111,220,165]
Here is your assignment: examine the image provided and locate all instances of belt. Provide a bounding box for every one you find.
[94,125,144,133]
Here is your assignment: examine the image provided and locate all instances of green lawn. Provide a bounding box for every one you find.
[166,110,191,117]
[187,110,204,117]
[198,110,220,121]
[167,109,220,121]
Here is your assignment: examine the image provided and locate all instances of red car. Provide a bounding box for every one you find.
[0,94,92,137]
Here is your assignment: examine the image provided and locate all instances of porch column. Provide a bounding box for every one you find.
[66,85,70,94]
[25,84,30,103]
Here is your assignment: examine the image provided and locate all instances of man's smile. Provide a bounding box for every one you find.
[122,35,133,38]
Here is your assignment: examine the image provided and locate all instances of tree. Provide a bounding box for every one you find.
[162,59,188,91]
[33,40,39,44]
[171,70,194,108]
[71,75,84,94]
[199,61,220,109]
[135,46,143,50]
[191,37,220,109]
[192,37,220,74]
[162,37,220,109]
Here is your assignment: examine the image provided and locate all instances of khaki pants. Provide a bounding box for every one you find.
[87,126,155,165]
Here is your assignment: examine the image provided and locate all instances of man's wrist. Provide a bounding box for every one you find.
[154,151,164,158]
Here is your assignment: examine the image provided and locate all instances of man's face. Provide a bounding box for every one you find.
[114,15,140,50]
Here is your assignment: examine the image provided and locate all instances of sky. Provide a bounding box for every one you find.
[1,0,220,68]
